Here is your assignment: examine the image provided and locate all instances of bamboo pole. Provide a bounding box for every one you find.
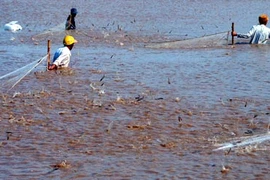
[47,40,51,71]
[231,22,234,45]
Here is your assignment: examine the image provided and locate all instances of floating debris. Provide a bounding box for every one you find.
[6,131,12,140]
[178,116,183,127]
[160,141,176,148]
[220,165,231,173]
[58,111,66,115]
[168,77,171,84]
[135,95,144,102]
[4,21,22,32]
[36,107,43,114]
[8,115,16,123]
[106,121,114,133]
[0,142,8,147]
[225,148,231,155]
[93,99,102,107]
[248,115,258,128]
[105,104,116,111]
[244,129,253,135]
[50,160,71,169]
[220,98,225,105]
[84,150,93,155]
[90,83,97,90]
[127,124,146,130]
[98,89,105,95]
[182,110,193,116]
[156,138,176,148]
[116,93,125,103]
[100,75,105,82]
[175,97,181,102]
[8,116,34,126]
[12,92,21,98]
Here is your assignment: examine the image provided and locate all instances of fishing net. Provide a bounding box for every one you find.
[0,55,48,93]
[145,31,232,49]
[213,132,270,151]
[32,22,66,42]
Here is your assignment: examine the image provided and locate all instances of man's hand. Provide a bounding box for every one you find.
[48,64,57,70]
[231,31,237,36]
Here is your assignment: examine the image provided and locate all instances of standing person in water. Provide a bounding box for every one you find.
[232,14,270,44]
[65,8,78,30]
[48,35,77,70]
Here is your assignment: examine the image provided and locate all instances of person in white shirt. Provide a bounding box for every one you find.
[48,35,77,70]
[232,14,270,44]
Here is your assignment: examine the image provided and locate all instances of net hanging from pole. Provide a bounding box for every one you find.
[145,31,231,49]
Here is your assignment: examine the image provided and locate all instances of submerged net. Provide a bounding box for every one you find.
[32,22,66,41]
[145,31,231,49]
[0,55,48,92]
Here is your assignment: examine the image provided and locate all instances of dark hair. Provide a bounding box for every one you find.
[259,15,268,25]
[67,44,74,50]
[71,8,77,15]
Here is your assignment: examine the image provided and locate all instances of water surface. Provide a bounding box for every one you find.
[0,0,270,179]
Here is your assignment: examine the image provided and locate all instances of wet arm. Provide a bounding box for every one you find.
[236,26,256,39]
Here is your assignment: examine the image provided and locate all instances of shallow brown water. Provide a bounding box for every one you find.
[1,0,270,179]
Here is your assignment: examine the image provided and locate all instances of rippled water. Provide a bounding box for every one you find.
[1,0,270,179]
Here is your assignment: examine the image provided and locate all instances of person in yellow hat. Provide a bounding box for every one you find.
[48,35,77,70]
[232,14,270,44]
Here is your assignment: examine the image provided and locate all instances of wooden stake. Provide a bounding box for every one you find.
[47,40,51,71]
[231,22,234,45]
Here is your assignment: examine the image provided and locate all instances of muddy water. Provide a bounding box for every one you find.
[1,0,270,179]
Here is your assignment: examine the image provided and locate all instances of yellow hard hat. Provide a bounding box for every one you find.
[63,35,77,45]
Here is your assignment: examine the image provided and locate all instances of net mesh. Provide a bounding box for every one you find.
[213,132,270,151]
[31,22,66,41]
[0,55,48,92]
[145,31,231,49]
